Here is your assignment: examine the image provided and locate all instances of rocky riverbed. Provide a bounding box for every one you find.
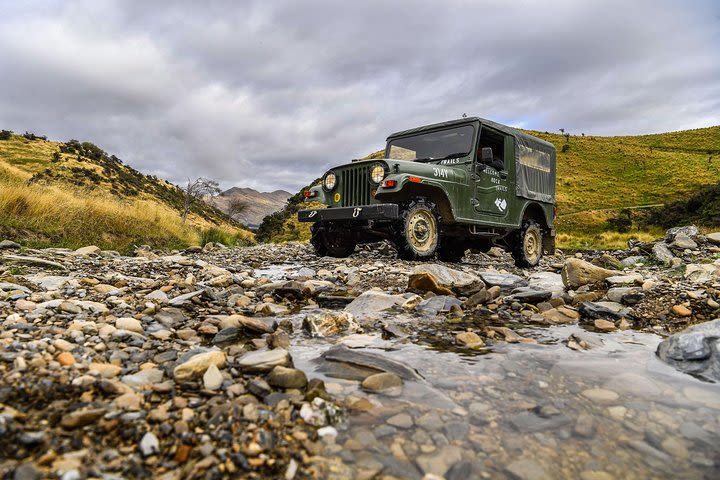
[1,229,719,479]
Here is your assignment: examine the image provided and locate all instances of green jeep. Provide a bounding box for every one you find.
[298,116,556,267]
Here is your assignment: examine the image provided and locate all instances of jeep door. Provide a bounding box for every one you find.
[473,126,512,218]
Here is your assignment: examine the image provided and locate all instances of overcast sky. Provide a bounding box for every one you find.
[1,0,719,192]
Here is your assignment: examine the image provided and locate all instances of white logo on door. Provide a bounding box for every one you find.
[494,198,507,212]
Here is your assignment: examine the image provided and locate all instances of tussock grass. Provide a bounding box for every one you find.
[0,135,253,252]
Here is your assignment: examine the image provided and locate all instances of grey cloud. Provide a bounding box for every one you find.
[0,0,718,193]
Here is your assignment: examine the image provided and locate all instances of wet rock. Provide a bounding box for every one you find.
[409,264,484,295]
[302,311,360,337]
[173,350,226,382]
[387,412,413,429]
[561,259,616,288]
[506,458,550,480]
[455,331,484,347]
[542,306,579,324]
[344,290,406,322]
[581,388,619,404]
[267,366,308,389]
[320,345,423,381]
[656,318,720,381]
[237,348,291,372]
[267,331,291,349]
[510,409,572,433]
[361,372,403,396]
[417,295,463,316]
[416,445,463,477]
[567,332,603,350]
[606,287,644,305]
[594,319,616,331]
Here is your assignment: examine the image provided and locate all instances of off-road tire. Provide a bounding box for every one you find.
[395,199,440,260]
[511,220,543,268]
[311,223,356,258]
[437,237,466,262]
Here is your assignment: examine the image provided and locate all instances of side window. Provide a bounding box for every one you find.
[477,128,506,170]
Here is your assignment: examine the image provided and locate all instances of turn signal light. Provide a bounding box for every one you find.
[304,190,317,198]
[409,176,422,183]
[382,179,397,188]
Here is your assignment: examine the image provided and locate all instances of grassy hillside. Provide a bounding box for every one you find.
[0,131,253,252]
[258,125,720,250]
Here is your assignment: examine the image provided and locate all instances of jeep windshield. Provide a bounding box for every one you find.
[386,124,474,162]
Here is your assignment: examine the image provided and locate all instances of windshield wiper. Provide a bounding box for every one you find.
[415,152,467,163]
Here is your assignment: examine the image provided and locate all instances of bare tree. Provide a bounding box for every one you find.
[227,197,248,220]
[181,177,220,223]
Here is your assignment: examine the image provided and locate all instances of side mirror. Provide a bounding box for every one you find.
[481,147,493,164]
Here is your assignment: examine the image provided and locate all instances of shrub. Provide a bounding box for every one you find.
[0,130,12,140]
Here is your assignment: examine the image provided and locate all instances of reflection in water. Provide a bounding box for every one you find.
[291,321,720,479]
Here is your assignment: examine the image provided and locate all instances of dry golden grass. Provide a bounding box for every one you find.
[0,138,253,252]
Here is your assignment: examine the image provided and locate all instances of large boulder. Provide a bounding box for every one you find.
[344,289,408,322]
[409,264,484,295]
[656,319,720,382]
[560,259,616,289]
[665,225,699,241]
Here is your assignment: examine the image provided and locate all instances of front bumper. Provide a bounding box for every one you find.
[298,204,399,223]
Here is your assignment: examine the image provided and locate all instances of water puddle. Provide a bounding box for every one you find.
[288,319,720,478]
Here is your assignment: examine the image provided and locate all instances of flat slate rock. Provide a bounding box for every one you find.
[320,345,423,381]
[478,272,526,289]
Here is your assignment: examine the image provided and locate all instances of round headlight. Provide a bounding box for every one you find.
[323,172,337,190]
[370,165,385,184]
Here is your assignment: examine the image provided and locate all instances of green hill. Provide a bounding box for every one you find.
[258,125,720,249]
[0,130,253,252]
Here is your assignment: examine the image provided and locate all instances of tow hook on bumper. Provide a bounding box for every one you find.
[298,204,399,222]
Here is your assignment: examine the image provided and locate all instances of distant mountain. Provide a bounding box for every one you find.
[211,187,291,228]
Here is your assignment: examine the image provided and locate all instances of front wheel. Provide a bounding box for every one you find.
[311,223,357,258]
[511,220,543,267]
[395,200,440,260]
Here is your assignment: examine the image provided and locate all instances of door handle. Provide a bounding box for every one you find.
[499,171,508,179]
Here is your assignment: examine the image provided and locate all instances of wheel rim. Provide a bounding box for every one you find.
[407,210,437,254]
[524,228,541,264]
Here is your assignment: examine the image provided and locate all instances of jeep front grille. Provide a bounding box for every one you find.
[339,165,372,207]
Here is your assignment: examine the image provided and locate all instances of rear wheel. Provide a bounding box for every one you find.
[395,200,440,260]
[311,223,356,258]
[511,220,543,267]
